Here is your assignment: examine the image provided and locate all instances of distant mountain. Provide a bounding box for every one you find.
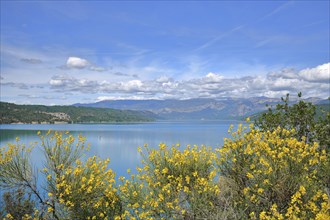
[74,97,327,120]
[0,102,156,124]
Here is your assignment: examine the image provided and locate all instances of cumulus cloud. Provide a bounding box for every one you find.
[298,63,330,82]
[267,68,298,79]
[270,78,301,91]
[156,76,172,83]
[49,78,64,86]
[66,57,89,69]
[49,75,98,93]
[204,72,224,83]
[64,57,109,72]
[124,80,143,90]
[20,58,42,64]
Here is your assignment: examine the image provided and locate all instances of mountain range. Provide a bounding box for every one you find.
[74,97,328,121]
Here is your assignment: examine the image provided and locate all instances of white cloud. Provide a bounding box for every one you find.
[156,76,171,83]
[271,78,300,91]
[262,90,292,98]
[267,68,298,79]
[66,56,89,69]
[49,79,64,86]
[122,80,143,91]
[205,72,224,83]
[49,75,99,93]
[298,63,330,82]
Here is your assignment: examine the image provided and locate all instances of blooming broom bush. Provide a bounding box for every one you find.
[1,131,122,220]
[217,123,329,219]
[118,143,222,219]
[41,131,122,219]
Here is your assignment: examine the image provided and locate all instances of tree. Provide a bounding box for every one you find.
[255,93,329,146]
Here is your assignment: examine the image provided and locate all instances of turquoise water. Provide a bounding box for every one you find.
[0,121,238,178]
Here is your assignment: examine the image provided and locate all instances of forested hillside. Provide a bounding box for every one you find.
[0,102,155,124]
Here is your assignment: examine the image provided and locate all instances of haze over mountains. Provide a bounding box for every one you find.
[74,97,327,120]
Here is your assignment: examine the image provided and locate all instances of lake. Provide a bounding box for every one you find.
[0,121,239,178]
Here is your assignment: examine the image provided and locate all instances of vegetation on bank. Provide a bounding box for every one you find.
[249,95,329,123]
[0,102,155,124]
[0,94,329,219]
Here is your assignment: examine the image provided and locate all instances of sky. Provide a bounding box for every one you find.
[0,1,329,105]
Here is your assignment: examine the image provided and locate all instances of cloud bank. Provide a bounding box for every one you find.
[48,63,330,101]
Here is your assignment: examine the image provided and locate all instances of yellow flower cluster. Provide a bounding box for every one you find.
[217,124,330,219]
[0,143,17,165]
[119,143,219,219]
[0,138,35,192]
[54,156,119,219]
[0,138,34,165]
[37,130,120,219]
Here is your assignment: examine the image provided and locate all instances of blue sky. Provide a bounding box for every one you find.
[1,1,329,105]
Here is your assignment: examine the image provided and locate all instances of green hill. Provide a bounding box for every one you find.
[0,102,156,124]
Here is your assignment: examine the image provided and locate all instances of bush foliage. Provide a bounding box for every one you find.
[1,94,329,219]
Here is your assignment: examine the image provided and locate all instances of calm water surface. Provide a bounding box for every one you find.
[0,121,238,178]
